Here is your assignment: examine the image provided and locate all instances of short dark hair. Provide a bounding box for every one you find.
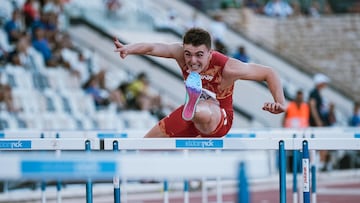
[137,72,148,80]
[183,28,212,49]
[296,89,303,95]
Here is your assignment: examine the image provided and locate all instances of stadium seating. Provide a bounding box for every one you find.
[1,0,357,130]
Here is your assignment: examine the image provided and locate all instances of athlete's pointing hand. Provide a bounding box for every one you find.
[114,37,128,59]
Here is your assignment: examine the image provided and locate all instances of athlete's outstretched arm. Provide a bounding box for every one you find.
[260,68,286,114]
[113,37,183,59]
[224,58,286,114]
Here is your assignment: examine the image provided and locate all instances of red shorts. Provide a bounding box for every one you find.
[158,105,233,138]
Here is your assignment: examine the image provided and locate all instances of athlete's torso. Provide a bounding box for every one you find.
[181,51,234,113]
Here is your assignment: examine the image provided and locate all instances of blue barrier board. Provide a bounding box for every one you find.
[21,160,117,179]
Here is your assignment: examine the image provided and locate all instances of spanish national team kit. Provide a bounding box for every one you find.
[159,51,234,137]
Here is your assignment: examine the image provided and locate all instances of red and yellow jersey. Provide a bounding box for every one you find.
[181,51,234,117]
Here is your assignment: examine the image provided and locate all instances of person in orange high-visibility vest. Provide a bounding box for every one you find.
[283,90,309,128]
[283,89,309,172]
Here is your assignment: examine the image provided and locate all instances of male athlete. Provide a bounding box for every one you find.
[114,28,286,138]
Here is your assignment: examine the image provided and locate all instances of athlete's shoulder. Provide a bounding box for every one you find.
[211,50,228,58]
[210,51,229,66]
[169,43,185,58]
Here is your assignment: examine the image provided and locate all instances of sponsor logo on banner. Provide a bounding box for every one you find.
[226,133,256,138]
[0,140,31,149]
[302,158,310,192]
[176,139,223,149]
[97,133,127,138]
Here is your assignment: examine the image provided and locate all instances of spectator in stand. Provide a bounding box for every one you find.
[40,12,59,44]
[264,0,293,18]
[214,39,228,55]
[282,89,309,128]
[210,14,226,44]
[232,45,250,63]
[167,6,177,22]
[0,84,16,112]
[8,51,22,67]
[42,0,63,15]
[244,0,263,14]
[67,50,91,85]
[31,24,64,67]
[4,9,24,44]
[82,74,110,109]
[23,0,40,28]
[124,72,168,119]
[0,43,9,65]
[308,73,331,171]
[349,102,360,127]
[82,74,126,111]
[0,80,19,113]
[8,34,33,69]
[104,0,121,18]
[31,25,51,63]
[210,14,228,55]
[321,101,337,171]
[42,0,68,31]
[184,11,203,31]
[323,102,336,126]
[309,73,330,127]
[125,72,162,111]
[308,2,321,18]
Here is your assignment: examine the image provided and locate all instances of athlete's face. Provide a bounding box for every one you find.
[183,44,211,73]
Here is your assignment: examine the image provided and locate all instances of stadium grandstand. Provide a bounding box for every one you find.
[0,0,359,202]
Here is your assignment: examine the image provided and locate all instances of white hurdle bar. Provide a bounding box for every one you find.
[0,137,359,151]
[1,127,359,139]
[103,137,360,150]
[0,138,100,150]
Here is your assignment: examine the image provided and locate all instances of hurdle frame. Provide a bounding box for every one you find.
[0,127,359,203]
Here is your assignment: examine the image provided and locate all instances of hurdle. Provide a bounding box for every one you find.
[0,127,360,203]
[0,151,248,202]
